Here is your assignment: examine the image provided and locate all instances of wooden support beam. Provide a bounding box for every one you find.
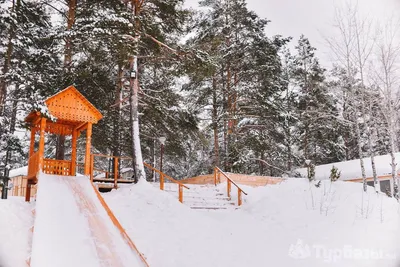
[114,157,118,189]
[227,180,231,199]
[29,128,36,157]
[90,154,94,182]
[84,122,92,175]
[76,122,88,132]
[38,118,46,171]
[179,184,183,203]
[25,183,31,202]
[71,129,78,176]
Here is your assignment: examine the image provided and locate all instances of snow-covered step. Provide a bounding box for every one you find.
[153,183,238,210]
[190,206,228,210]
[183,199,236,206]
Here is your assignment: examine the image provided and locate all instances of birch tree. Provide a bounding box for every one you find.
[371,20,400,198]
[325,4,369,191]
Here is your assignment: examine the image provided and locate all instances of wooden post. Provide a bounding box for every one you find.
[238,188,242,206]
[179,184,183,203]
[227,179,231,199]
[114,157,118,189]
[214,167,217,186]
[71,129,77,176]
[25,183,31,202]
[84,122,92,175]
[29,128,36,157]
[160,173,164,190]
[218,171,221,184]
[90,154,94,182]
[38,118,46,171]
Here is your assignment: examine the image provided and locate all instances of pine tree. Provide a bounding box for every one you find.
[186,0,288,175]
[292,36,345,165]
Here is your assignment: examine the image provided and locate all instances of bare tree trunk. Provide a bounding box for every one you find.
[129,55,145,181]
[212,75,220,167]
[129,0,145,181]
[354,111,367,191]
[353,11,377,190]
[64,0,76,70]
[326,4,368,189]
[0,0,19,114]
[221,65,227,171]
[57,0,77,160]
[225,60,231,172]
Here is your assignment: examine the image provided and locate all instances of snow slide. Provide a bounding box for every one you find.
[29,174,147,267]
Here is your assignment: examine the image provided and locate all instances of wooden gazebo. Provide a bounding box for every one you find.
[24,85,102,201]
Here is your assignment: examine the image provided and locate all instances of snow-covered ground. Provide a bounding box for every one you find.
[295,153,400,180]
[104,179,400,267]
[0,197,33,267]
[1,176,399,267]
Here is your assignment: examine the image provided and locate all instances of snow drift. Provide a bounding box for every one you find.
[104,178,400,267]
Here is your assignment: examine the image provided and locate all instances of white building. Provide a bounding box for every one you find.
[295,153,400,194]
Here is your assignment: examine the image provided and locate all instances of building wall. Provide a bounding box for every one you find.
[2,175,38,197]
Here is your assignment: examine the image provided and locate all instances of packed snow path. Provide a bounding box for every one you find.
[29,174,145,267]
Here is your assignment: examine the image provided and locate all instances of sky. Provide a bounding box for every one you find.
[185,0,400,67]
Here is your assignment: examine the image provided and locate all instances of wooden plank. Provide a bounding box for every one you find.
[71,129,77,175]
[29,128,36,157]
[84,122,92,175]
[38,118,46,172]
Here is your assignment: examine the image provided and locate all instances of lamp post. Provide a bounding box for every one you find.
[159,137,166,174]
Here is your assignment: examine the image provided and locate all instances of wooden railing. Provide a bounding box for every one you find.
[214,167,248,206]
[43,159,72,176]
[27,151,40,179]
[143,162,189,203]
[90,154,131,189]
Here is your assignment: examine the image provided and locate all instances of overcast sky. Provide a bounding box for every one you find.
[185,0,400,67]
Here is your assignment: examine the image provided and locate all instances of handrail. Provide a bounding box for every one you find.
[90,154,124,189]
[143,162,189,203]
[214,166,247,206]
[91,153,133,160]
[143,162,189,189]
[78,163,113,177]
[90,182,150,266]
[44,158,71,164]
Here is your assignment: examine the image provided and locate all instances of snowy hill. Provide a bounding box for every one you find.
[1,178,399,267]
[104,179,400,267]
[295,153,400,181]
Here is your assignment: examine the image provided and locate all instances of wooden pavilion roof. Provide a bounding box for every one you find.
[25,86,102,135]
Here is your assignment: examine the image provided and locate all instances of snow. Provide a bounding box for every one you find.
[104,179,400,267]
[9,166,28,177]
[295,153,400,180]
[1,173,399,267]
[0,197,33,267]
[29,173,144,267]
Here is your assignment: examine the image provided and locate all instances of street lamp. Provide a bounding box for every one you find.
[159,137,166,174]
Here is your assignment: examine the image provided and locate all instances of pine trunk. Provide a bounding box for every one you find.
[129,0,145,181]
[57,0,77,160]
[0,0,19,113]
[212,75,219,167]
[130,56,145,181]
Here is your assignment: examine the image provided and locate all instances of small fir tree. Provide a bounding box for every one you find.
[329,165,341,182]
[308,163,315,182]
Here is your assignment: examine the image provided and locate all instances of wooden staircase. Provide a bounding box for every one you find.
[162,183,237,210]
